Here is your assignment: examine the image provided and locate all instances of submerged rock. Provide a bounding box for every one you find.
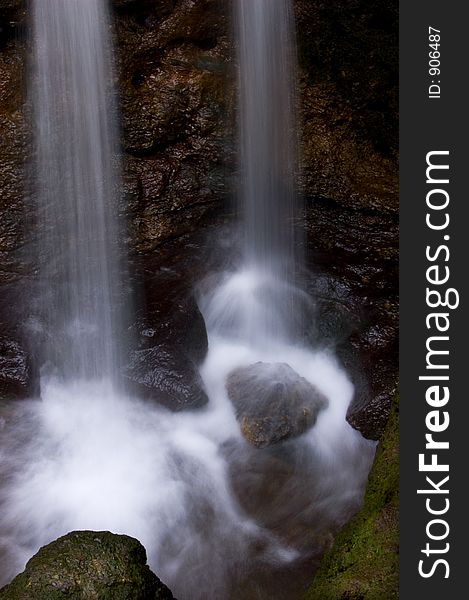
[0,530,175,600]
[226,362,328,448]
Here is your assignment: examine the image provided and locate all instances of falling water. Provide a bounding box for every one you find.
[33,0,122,380]
[204,0,303,345]
[0,1,376,598]
[237,0,298,278]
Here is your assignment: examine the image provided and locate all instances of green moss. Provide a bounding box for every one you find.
[305,394,399,599]
[0,531,174,599]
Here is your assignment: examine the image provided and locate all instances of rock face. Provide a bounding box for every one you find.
[0,337,31,398]
[294,0,399,439]
[226,362,328,448]
[123,257,209,410]
[124,342,208,411]
[113,0,235,253]
[0,1,27,286]
[0,0,398,440]
[0,1,24,25]
[0,531,175,600]
[296,0,398,229]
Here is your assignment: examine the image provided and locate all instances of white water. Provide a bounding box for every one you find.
[33,0,123,380]
[0,343,374,598]
[0,0,375,598]
[236,0,300,343]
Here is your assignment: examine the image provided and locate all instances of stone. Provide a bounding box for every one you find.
[0,336,32,399]
[0,0,398,444]
[303,269,398,441]
[226,362,328,448]
[123,262,209,410]
[124,342,208,411]
[0,530,175,599]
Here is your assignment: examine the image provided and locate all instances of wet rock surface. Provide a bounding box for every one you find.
[113,0,235,253]
[0,530,175,599]
[124,342,208,411]
[0,1,25,25]
[303,269,398,440]
[0,283,37,399]
[227,362,328,448]
[0,12,27,285]
[0,0,398,435]
[123,254,210,410]
[294,0,398,438]
[0,337,31,399]
[296,0,398,209]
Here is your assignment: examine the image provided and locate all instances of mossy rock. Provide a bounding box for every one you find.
[305,393,399,599]
[0,531,175,599]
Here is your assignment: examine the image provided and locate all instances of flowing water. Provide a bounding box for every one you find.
[33,0,123,380]
[232,0,301,343]
[0,1,375,598]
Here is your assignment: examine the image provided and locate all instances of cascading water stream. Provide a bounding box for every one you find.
[238,0,298,282]
[33,0,122,381]
[203,0,305,346]
[0,1,376,598]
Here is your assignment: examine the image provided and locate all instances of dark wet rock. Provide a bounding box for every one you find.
[0,336,31,399]
[124,342,208,411]
[0,530,175,599]
[343,327,398,440]
[0,0,25,26]
[296,0,398,209]
[224,438,331,555]
[134,286,208,363]
[0,281,38,399]
[303,269,398,441]
[292,0,398,440]
[114,0,235,252]
[0,24,27,285]
[123,260,209,410]
[226,362,328,448]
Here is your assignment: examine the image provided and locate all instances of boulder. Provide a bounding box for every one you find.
[302,270,398,441]
[123,267,209,410]
[124,342,208,411]
[132,290,208,364]
[0,530,175,600]
[0,14,27,286]
[343,329,398,440]
[226,362,328,448]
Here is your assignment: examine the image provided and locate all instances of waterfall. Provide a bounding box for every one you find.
[0,1,375,597]
[33,0,122,381]
[237,0,299,279]
[202,0,304,345]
